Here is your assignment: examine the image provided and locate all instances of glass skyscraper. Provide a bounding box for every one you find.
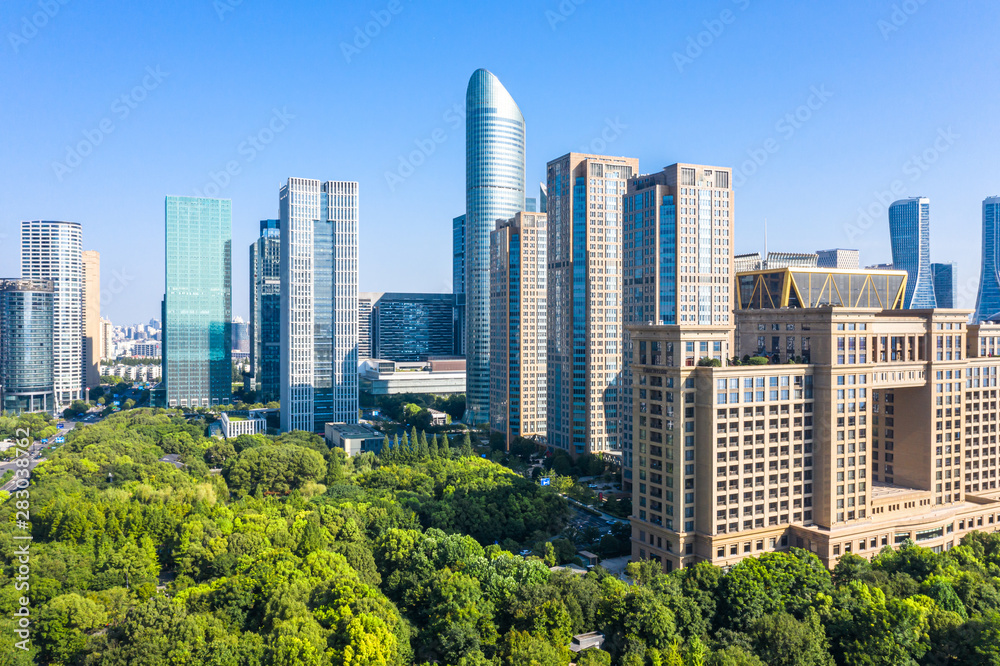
[0,279,55,414]
[889,197,937,308]
[465,69,526,424]
[453,214,466,357]
[279,178,358,433]
[360,292,458,362]
[163,196,232,408]
[250,219,281,401]
[20,220,83,407]
[931,262,957,309]
[974,197,1000,322]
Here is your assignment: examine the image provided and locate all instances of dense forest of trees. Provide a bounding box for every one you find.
[4,408,1000,664]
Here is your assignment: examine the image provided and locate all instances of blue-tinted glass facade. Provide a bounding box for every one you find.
[365,292,458,362]
[163,196,232,408]
[0,279,54,414]
[931,262,957,309]
[889,197,937,308]
[975,198,1000,321]
[250,219,281,401]
[465,69,525,424]
[452,214,466,356]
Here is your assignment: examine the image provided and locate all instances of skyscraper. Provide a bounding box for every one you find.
[20,220,83,406]
[465,69,526,424]
[622,164,735,479]
[100,318,113,360]
[490,212,547,446]
[250,219,281,400]
[888,197,937,308]
[82,250,101,390]
[974,197,1000,321]
[931,262,958,309]
[547,153,639,456]
[163,196,232,408]
[279,178,358,433]
[452,214,466,357]
[0,279,55,414]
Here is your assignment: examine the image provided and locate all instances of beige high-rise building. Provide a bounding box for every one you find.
[490,212,547,446]
[82,250,101,389]
[622,164,734,486]
[546,153,638,457]
[630,265,1000,571]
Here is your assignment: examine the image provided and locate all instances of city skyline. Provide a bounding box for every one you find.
[3,1,998,323]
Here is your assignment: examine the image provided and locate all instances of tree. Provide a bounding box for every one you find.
[461,432,474,457]
[37,594,107,664]
[430,433,440,458]
[751,611,834,666]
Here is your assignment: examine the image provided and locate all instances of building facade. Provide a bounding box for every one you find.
[622,164,735,481]
[360,292,458,362]
[465,69,526,424]
[100,318,113,360]
[163,196,232,408]
[547,153,639,456]
[490,211,547,446]
[931,262,958,309]
[82,250,101,390]
[889,197,937,309]
[279,178,358,433]
[817,249,861,269]
[974,197,1000,322]
[0,279,55,414]
[250,219,281,400]
[453,213,466,357]
[20,220,83,406]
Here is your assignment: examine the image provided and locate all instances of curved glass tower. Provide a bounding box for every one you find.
[889,197,937,309]
[0,279,55,414]
[465,69,525,424]
[974,197,1000,321]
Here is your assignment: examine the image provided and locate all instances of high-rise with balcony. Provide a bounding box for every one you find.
[465,69,526,424]
[889,197,937,308]
[622,164,734,481]
[20,220,83,406]
[974,197,1000,322]
[250,219,281,401]
[0,279,55,414]
[279,178,358,433]
[82,250,101,390]
[490,211,547,447]
[163,197,232,408]
[547,153,638,456]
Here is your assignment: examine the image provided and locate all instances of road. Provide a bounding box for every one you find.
[0,420,79,492]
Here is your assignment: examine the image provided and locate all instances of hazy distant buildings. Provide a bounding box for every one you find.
[250,219,281,400]
[359,292,458,362]
[231,317,249,355]
[279,178,358,433]
[817,248,860,269]
[0,279,54,414]
[82,250,101,390]
[974,197,1000,322]
[547,153,638,456]
[889,197,937,308]
[931,262,958,309]
[20,220,83,406]
[490,211,547,446]
[162,196,232,408]
[465,68,526,424]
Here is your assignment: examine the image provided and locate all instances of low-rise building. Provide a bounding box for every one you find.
[220,410,267,439]
[325,423,384,457]
[359,358,465,395]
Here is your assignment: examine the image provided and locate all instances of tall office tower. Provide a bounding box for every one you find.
[358,293,375,360]
[547,153,639,457]
[538,183,547,215]
[81,250,101,390]
[889,197,937,308]
[465,69,526,424]
[931,262,958,309]
[250,219,281,399]
[817,248,861,269]
[364,292,459,362]
[452,214,466,357]
[163,196,232,408]
[279,178,359,433]
[20,220,83,406]
[490,212,547,446]
[0,279,55,414]
[231,317,250,354]
[100,318,113,360]
[622,164,734,485]
[974,197,1000,322]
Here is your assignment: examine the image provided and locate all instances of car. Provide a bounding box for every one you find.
[588,484,598,489]
[606,519,616,525]
[519,549,532,557]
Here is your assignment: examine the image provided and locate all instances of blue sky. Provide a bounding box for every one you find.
[1,0,998,323]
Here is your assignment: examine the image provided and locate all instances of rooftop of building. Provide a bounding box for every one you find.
[324,423,382,439]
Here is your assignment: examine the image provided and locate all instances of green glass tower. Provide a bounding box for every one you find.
[163,196,232,408]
